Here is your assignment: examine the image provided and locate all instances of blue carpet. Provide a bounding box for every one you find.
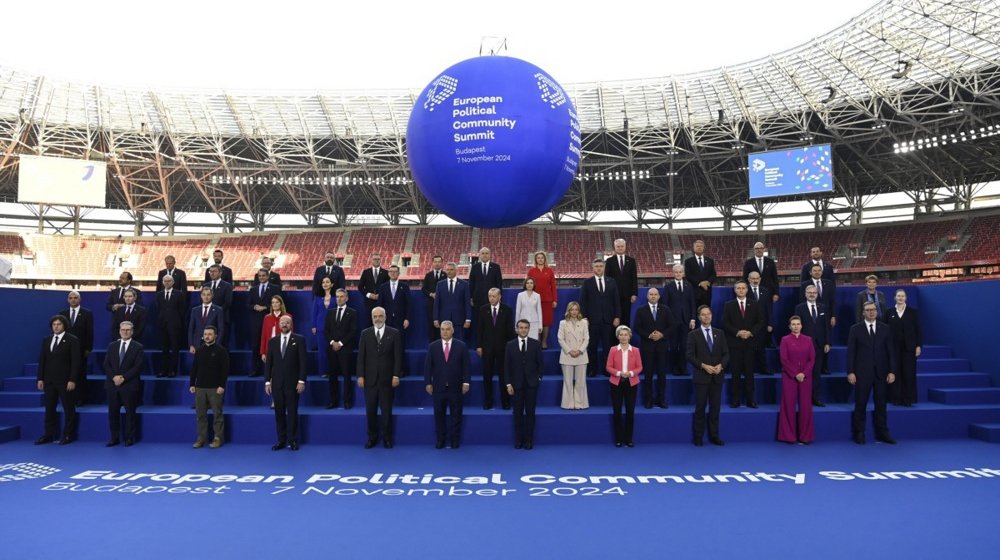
[2,439,998,559]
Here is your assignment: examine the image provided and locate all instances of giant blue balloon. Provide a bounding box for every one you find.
[407,56,581,228]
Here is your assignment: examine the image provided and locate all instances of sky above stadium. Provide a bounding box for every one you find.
[6,0,879,91]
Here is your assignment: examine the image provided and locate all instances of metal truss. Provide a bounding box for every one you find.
[0,0,998,232]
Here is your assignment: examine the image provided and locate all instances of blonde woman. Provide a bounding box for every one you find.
[527,251,557,348]
[557,302,589,409]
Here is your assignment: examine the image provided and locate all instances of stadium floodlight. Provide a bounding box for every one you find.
[893,124,999,154]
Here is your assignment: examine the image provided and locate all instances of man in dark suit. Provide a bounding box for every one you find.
[424,321,471,449]
[253,256,281,287]
[605,238,639,328]
[189,287,225,353]
[743,242,780,303]
[156,275,187,378]
[747,271,775,374]
[358,253,390,315]
[847,301,898,444]
[687,305,729,446]
[111,289,147,341]
[156,255,188,293]
[247,269,282,377]
[106,271,140,313]
[203,264,234,342]
[634,288,673,408]
[324,289,357,409]
[795,284,831,407]
[664,264,696,375]
[60,291,94,405]
[722,281,765,408]
[312,251,346,296]
[801,263,836,312]
[264,315,307,450]
[377,265,410,348]
[855,274,889,322]
[477,288,515,410]
[579,258,620,377]
[800,246,835,284]
[103,321,144,446]
[356,307,403,448]
[204,249,234,285]
[434,262,472,342]
[35,315,81,445]
[683,239,717,309]
[422,256,446,342]
[468,247,503,332]
[504,320,544,449]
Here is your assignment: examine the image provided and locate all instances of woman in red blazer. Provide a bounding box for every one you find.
[260,295,294,361]
[606,325,643,447]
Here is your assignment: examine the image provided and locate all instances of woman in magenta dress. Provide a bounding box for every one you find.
[527,251,557,348]
[778,315,816,444]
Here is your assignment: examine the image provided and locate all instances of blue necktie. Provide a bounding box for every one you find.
[119,342,126,363]
[705,329,713,352]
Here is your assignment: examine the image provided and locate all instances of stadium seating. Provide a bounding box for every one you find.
[343,227,407,275]
[479,227,535,279]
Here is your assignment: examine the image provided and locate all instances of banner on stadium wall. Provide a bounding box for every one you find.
[17,154,107,207]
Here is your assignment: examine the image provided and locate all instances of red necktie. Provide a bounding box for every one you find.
[203,306,209,321]
[740,301,745,318]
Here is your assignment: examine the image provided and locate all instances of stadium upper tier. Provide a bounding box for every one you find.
[0,0,999,222]
[2,214,997,284]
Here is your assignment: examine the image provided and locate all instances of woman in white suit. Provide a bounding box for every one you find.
[516,277,543,340]
[557,301,589,409]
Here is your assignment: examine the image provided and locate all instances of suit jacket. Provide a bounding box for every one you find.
[605,254,638,301]
[377,281,410,330]
[887,306,922,352]
[188,304,225,347]
[312,264,346,296]
[37,332,81,385]
[156,289,187,332]
[579,276,620,325]
[265,333,307,390]
[800,260,835,284]
[422,269,446,301]
[557,318,589,366]
[424,338,471,392]
[248,282,283,317]
[106,285,141,312]
[722,299,765,349]
[111,305,147,340]
[358,267,390,300]
[156,268,188,293]
[202,280,234,322]
[204,265,234,285]
[59,306,94,356]
[324,305,358,349]
[252,270,282,287]
[743,256,779,296]
[683,255,717,293]
[686,327,729,385]
[356,326,402,386]
[634,303,673,350]
[855,290,890,322]
[606,345,643,386]
[846,321,898,380]
[468,261,503,309]
[794,301,830,347]
[664,280,695,325]
[747,284,774,328]
[102,339,144,390]
[434,278,472,324]
[477,303,515,351]
[503,337,543,389]
[800,278,835,308]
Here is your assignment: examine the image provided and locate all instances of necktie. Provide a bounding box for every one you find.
[259,284,264,299]
[203,306,209,321]
[739,300,745,318]
[811,304,817,320]
[119,342,127,362]
[705,328,713,351]
[449,279,454,293]
[376,329,382,343]
[213,281,218,290]
[492,307,498,325]
[598,277,604,293]
[758,257,763,271]
[620,256,624,270]
[125,306,132,317]
[815,280,822,298]
[281,335,287,357]
[391,282,397,298]
[326,266,331,275]
[869,324,875,338]
[483,263,487,277]
[337,307,343,323]
[677,281,682,293]
[521,339,526,353]
[70,308,76,325]
[698,257,704,269]
[51,335,59,352]
[165,289,170,301]
[752,287,758,300]
[651,305,657,320]
[119,287,124,300]
[444,341,450,362]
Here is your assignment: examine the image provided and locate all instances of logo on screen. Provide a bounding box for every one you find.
[534,73,567,109]
[751,159,765,172]
[422,75,459,112]
[0,462,61,483]
[81,165,95,181]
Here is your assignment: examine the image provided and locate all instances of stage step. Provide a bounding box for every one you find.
[915,358,971,373]
[929,388,1000,405]
[0,392,43,408]
[0,425,19,443]
[969,423,1000,443]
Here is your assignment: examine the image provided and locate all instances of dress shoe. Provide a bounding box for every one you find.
[34,436,54,445]
[155,372,166,378]
[344,402,354,410]
[435,441,445,449]
[797,440,811,445]
[483,404,494,410]
[166,373,176,378]
[324,403,337,409]
[247,372,260,378]
[125,439,135,447]
[502,404,511,410]
[615,442,623,447]
[272,442,286,451]
[210,437,222,449]
[644,403,653,409]
[58,436,74,445]
[876,434,897,445]
[729,402,740,408]
[692,438,704,447]
[106,439,120,447]
[524,441,533,450]
[709,437,725,446]
[193,439,205,449]
[383,439,393,449]
[514,441,523,449]
[812,399,826,407]
[290,441,300,451]
[659,402,669,409]
[626,442,634,448]
[450,441,460,449]
[364,439,377,449]
[852,433,865,445]
[747,401,758,409]
[321,374,329,378]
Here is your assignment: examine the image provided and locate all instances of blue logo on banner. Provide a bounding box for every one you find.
[407,56,581,228]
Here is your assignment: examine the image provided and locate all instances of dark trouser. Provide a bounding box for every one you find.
[272,386,300,444]
[43,382,78,439]
[640,343,668,405]
[753,340,769,374]
[694,287,712,310]
[611,381,637,444]
[728,344,756,404]
[160,325,184,376]
[811,342,825,401]
[251,314,265,376]
[481,345,509,408]
[433,388,464,445]
[587,322,616,376]
[892,344,919,404]
[618,297,633,328]
[852,373,890,437]
[693,381,723,440]
[364,382,394,442]
[669,322,690,374]
[426,306,440,343]
[328,345,354,407]
[511,385,539,445]
[107,385,140,442]
[194,388,224,442]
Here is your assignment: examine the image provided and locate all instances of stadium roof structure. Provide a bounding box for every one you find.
[0,0,998,232]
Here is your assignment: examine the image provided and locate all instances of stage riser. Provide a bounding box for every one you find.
[0,425,19,443]
[969,423,1000,443]
[929,388,1000,405]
